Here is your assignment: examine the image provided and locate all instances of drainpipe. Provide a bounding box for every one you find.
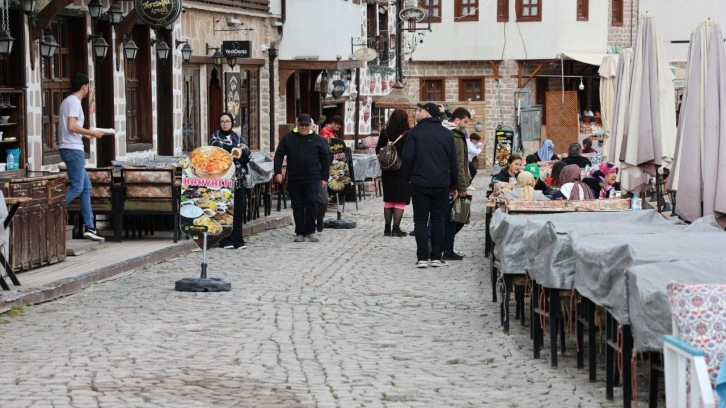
[268,46,278,151]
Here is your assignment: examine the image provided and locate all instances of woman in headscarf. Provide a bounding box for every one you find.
[504,171,549,201]
[551,164,594,200]
[583,162,619,198]
[211,112,252,249]
[532,139,559,162]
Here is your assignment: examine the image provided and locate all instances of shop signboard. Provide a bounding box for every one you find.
[493,124,515,167]
[327,138,352,192]
[222,41,252,59]
[331,80,346,99]
[135,0,182,27]
[179,146,237,249]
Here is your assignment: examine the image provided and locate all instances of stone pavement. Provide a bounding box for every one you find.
[0,175,627,408]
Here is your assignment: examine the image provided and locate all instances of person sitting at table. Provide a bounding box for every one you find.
[490,154,523,187]
[544,160,568,187]
[523,162,553,195]
[583,162,619,198]
[211,112,251,249]
[562,143,592,168]
[551,164,594,200]
[531,139,559,162]
[504,170,549,201]
[375,108,411,237]
[582,137,597,154]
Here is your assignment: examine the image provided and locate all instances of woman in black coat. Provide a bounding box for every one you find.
[375,109,411,237]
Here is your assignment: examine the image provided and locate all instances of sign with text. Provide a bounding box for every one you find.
[331,80,346,99]
[222,41,252,58]
[135,0,182,27]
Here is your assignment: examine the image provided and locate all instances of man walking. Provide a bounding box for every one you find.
[274,114,330,242]
[441,107,471,260]
[402,102,458,268]
[60,72,107,241]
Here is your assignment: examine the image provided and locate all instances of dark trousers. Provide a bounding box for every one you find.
[469,161,478,180]
[230,186,247,244]
[411,184,449,261]
[287,178,320,235]
[444,216,465,252]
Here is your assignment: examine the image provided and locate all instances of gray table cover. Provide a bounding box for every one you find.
[246,151,274,187]
[626,258,726,351]
[573,231,726,326]
[523,211,684,289]
[351,154,381,181]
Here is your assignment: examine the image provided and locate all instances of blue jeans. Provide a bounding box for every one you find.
[60,148,94,229]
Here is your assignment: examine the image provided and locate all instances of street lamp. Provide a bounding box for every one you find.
[206,43,223,66]
[153,39,170,62]
[175,39,193,63]
[39,32,58,59]
[123,36,139,62]
[87,0,104,20]
[106,2,123,25]
[89,35,109,61]
[20,0,36,16]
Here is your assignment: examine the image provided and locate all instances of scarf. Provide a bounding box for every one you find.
[515,171,536,200]
[559,164,594,200]
[537,139,555,161]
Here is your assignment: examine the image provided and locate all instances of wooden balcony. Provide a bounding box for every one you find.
[186,0,270,13]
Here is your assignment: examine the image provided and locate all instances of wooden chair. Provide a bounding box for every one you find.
[121,167,180,242]
[66,167,123,242]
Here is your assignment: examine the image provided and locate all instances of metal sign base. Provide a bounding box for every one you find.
[323,192,356,229]
[175,232,231,292]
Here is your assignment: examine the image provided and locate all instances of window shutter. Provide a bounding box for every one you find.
[497,0,509,22]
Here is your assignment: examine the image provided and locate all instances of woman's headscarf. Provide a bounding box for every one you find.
[515,171,536,200]
[559,164,594,200]
[589,162,618,198]
[537,139,555,161]
[218,112,235,136]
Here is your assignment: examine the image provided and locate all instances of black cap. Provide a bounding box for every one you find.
[417,102,440,118]
[297,114,314,125]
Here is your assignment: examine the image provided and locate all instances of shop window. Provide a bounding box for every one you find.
[125,26,152,150]
[41,17,86,165]
[419,0,441,23]
[577,0,589,21]
[455,0,478,22]
[497,0,509,22]
[515,0,541,22]
[612,0,623,26]
[459,78,484,102]
[421,78,444,101]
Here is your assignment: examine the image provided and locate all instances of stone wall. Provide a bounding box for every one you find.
[608,0,640,48]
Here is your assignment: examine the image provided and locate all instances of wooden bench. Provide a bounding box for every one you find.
[121,167,180,242]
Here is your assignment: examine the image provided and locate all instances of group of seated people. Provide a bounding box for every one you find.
[490,139,620,201]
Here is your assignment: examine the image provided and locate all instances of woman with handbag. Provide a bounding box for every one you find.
[375,109,411,237]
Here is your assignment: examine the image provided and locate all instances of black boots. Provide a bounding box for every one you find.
[391,225,407,237]
[384,224,392,236]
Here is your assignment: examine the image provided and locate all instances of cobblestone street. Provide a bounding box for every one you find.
[0,179,623,408]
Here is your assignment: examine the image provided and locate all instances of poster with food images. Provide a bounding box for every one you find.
[327,138,351,192]
[178,146,237,248]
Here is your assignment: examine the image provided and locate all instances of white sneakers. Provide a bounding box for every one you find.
[415,259,449,268]
[415,260,428,268]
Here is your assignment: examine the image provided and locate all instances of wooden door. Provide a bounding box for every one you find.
[545,91,579,154]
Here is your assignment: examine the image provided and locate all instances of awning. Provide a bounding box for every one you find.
[560,52,619,66]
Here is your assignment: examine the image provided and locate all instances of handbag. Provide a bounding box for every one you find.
[450,195,472,224]
[377,133,404,171]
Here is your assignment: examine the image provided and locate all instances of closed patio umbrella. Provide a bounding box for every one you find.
[599,54,618,162]
[619,12,677,193]
[606,49,633,171]
[668,19,726,223]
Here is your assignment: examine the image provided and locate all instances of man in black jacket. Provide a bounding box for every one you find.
[401,102,458,268]
[274,114,330,242]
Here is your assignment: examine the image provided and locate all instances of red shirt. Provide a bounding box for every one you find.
[319,125,336,138]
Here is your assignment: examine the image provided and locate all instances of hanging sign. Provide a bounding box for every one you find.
[135,0,183,27]
[179,146,236,249]
[222,41,252,58]
[331,80,346,99]
[399,7,427,23]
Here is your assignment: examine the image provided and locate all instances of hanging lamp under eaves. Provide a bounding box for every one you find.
[374,82,414,109]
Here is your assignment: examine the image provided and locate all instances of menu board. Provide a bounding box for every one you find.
[494,125,515,167]
[327,138,352,192]
[179,146,236,248]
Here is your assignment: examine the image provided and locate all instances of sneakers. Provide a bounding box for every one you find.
[415,260,428,268]
[305,233,320,242]
[453,249,464,256]
[468,186,477,191]
[83,227,105,241]
[294,234,305,242]
[430,259,448,268]
[443,251,464,260]
[219,237,247,249]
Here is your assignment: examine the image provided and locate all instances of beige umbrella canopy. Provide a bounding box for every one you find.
[607,48,634,178]
[668,19,726,223]
[374,82,415,109]
[599,55,618,163]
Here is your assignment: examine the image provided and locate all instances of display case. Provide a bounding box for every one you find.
[578,115,604,150]
[0,89,25,169]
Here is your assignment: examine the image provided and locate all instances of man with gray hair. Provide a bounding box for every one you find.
[562,142,592,168]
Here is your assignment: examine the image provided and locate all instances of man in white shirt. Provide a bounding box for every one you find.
[466,133,483,189]
[59,72,106,241]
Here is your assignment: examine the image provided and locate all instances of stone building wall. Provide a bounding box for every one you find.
[608,0,640,48]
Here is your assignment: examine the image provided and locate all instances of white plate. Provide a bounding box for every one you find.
[180,204,204,219]
[184,164,235,182]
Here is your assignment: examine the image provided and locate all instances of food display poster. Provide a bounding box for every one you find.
[493,125,514,167]
[327,138,352,192]
[179,147,236,249]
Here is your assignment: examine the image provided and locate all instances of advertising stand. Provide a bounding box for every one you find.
[324,138,357,229]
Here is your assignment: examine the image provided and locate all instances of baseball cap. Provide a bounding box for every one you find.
[297,114,314,125]
[416,102,440,118]
[523,163,541,179]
